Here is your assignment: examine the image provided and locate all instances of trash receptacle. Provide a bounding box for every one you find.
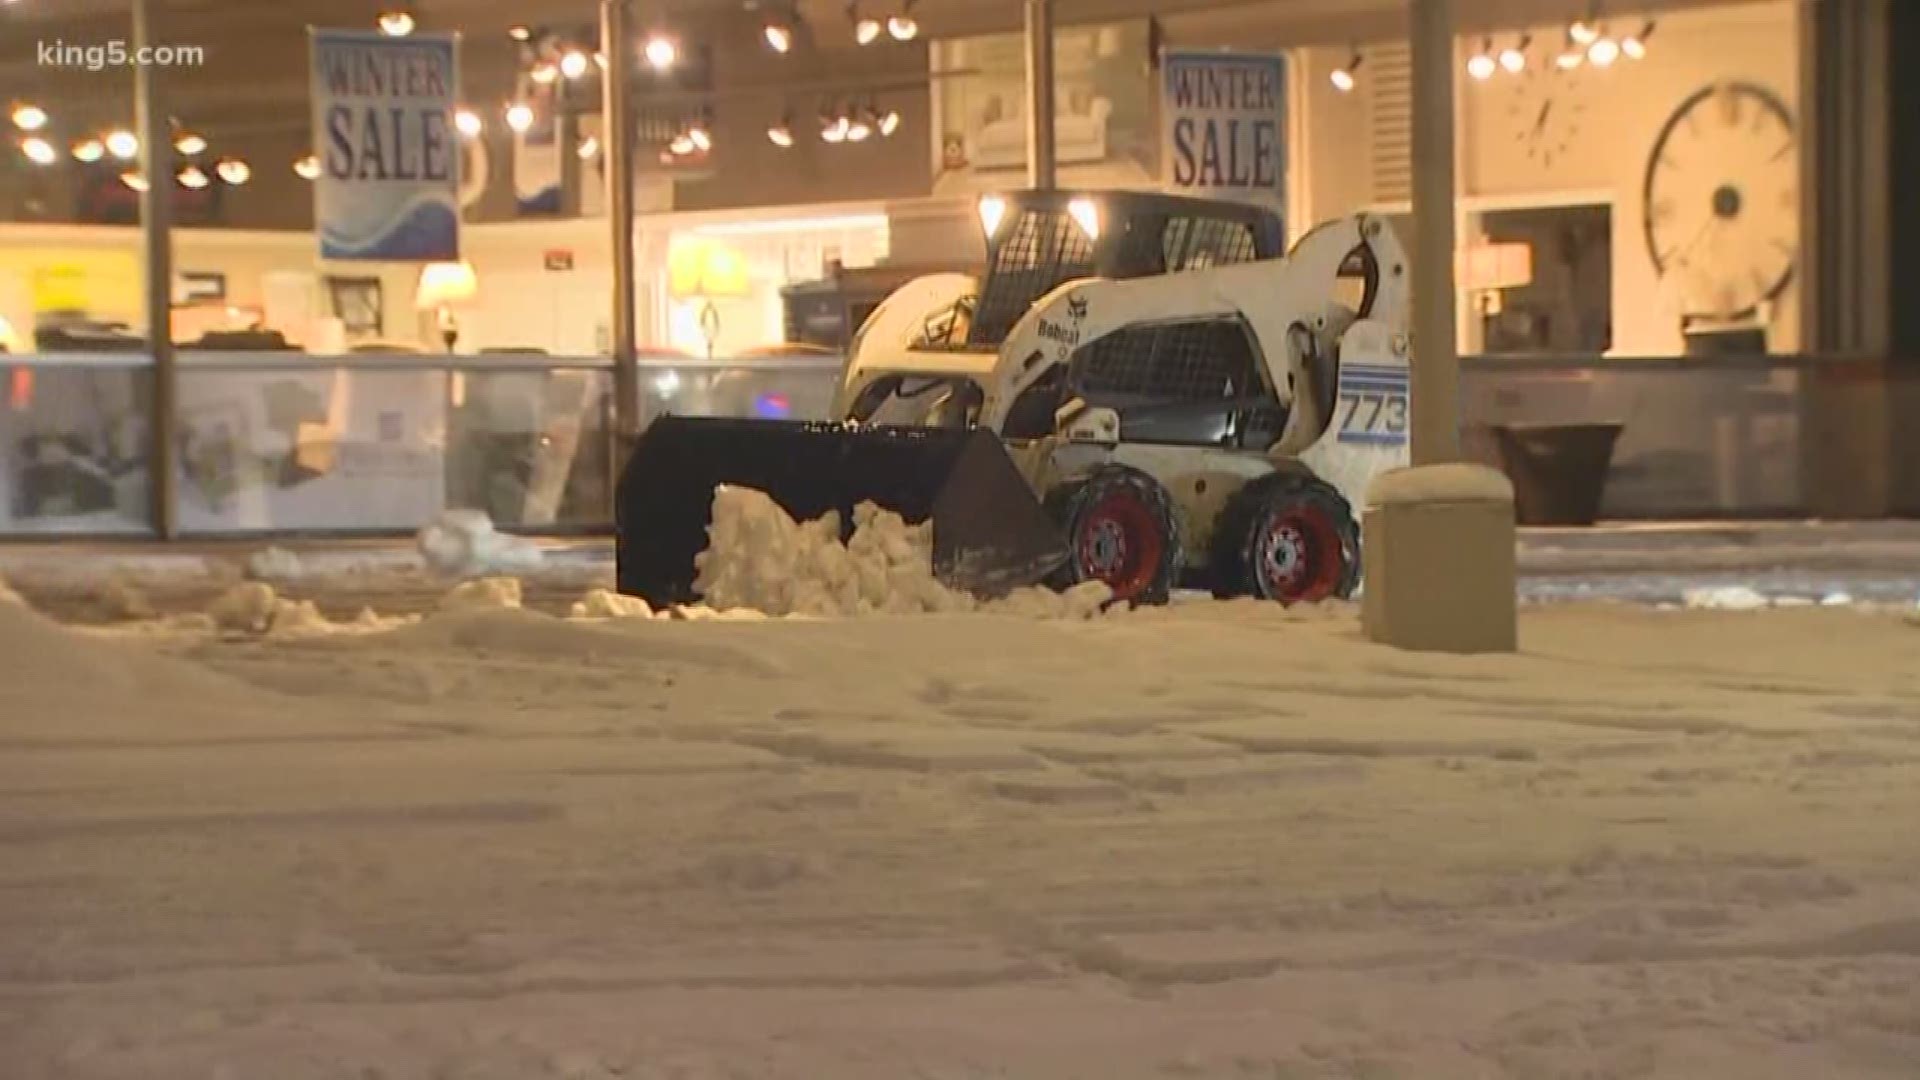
[1492,422,1623,526]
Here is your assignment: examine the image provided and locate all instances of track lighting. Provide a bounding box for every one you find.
[377,10,414,36]
[1499,35,1530,74]
[1467,37,1497,80]
[1329,51,1361,93]
[1621,20,1655,60]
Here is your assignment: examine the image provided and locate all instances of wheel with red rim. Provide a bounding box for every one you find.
[1209,473,1360,604]
[1046,467,1181,605]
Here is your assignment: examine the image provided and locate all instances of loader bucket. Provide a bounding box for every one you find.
[615,417,1068,609]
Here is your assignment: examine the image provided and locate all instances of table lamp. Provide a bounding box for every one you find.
[415,260,478,352]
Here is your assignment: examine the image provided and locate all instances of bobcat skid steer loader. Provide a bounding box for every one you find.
[616,189,1411,609]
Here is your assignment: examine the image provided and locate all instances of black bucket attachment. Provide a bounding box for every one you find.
[615,417,1069,610]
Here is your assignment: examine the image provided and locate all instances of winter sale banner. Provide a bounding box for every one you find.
[309,29,462,261]
[1160,50,1287,213]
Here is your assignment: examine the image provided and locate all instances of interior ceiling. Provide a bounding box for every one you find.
[0,0,1787,126]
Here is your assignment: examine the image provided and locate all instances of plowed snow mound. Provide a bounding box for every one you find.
[0,579,288,730]
[692,486,1111,619]
[360,606,784,675]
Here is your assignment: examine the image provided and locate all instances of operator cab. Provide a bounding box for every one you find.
[914,189,1286,350]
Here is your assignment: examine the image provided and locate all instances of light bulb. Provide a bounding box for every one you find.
[377,10,415,37]
[644,36,677,69]
[1555,48,1584,71]
[174,132,207,156]
[577,135,600,159]
[11,104,48,132]
[105,129,139,160]
[178,165,209,189]
[120,171,149,192]
[878,109,901,137]
[821,116,849,143]
[765,24,792,53]
[20,137,56,165]
[669,133,695,156]
[294,154,321,180]
[1499,36,1530,73]
[1570,19,1599,45]
[560,50,590,79]
[508,24,532,42]
[505,103,535,133]
[530,63,558,85]
[216,158,250,184]
[768,123,794,148]
[1330,53,1362,93]
[72,138,105,163]
[689,125,711,152]
[888,15,917,41]
[455,109,483,138]
[1467,53,1497,80]
[1622,21,1655,60]
[847,115,872,142]
[1587,36,1620,67]
[855,17,881,45]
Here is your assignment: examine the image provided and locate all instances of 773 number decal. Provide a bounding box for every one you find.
[1334,364,1409,447]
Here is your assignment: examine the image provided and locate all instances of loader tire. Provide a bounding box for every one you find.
[1045,466,1182,606]
[1210,473,1360,604]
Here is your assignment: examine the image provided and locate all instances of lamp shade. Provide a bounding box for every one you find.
[415,260,479,310]
[666,239,752,299]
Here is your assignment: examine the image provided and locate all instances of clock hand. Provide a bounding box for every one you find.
[1533,100,1553,135]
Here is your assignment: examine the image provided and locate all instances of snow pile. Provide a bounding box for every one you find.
[438,576,524,614]
[207,582,332,636]
[417,510,545,578]
[246,546,306,581]
[569,588,654,621]
[691,486,1112,619]
[1681,585,1770,611]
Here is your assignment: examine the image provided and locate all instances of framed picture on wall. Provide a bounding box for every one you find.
[326,276,384,335]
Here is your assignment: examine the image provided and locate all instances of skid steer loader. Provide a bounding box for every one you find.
[616,189,1411,608]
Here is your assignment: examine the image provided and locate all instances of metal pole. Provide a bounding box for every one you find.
[1409,0,1459,466]
[134,0,178,537]
[1024,0,1056,190]
[602,0,639,450]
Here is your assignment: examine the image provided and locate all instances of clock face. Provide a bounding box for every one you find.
[1504,62,1587,171]
[1643,82,1798,320]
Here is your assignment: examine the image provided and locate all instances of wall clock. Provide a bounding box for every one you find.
[1502,61,1587,171]
[1642,81,1797,322]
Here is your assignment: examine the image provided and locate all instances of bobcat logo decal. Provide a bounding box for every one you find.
[1066,294,1088,323]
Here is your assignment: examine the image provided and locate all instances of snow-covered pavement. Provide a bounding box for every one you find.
[3,583,1918,1078]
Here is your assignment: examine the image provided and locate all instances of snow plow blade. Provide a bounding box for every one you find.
[615,417,1069,609]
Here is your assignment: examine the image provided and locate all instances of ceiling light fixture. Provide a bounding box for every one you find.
[178,165,209,189]
[508,24,533,42]
[216,158,250,185]
[294,154,321,180]
[174,131,207,156]
[644,35,677,70]
[765,21,793,53]
[1569,18,1599,45]
[455,108,483,138]
[1588,32,1621,67]
[72,138,105,163]
[560,49,590,79]
[10,104,47,132]
[1621,20,1655,60]
[1499,34,1530,74]
[1466,37,1497,80]
[768,117,795,147]
[577,135,600,159]
[20,136,56,165]
[120,171,150,192]
[377,10,415,36]
[505,102,534,133]
[878,108,901,137]
[105,129,139,160]
[1330,51,1362,93]
[888,1,918,41]
[849,3,881,45]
